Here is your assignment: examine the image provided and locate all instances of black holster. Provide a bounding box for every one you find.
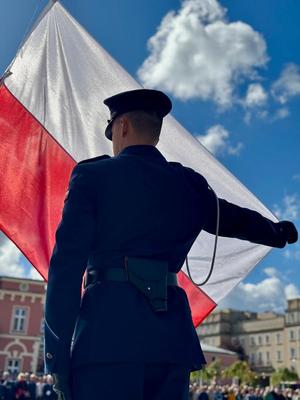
[125,257,168,312]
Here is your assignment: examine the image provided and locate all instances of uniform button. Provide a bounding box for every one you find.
[147,287,151,291]
[46,353,53,359]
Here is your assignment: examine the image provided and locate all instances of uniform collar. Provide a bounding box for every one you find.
[117,145,167,161]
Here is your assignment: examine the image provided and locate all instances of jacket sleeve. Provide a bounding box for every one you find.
[203,190,286,248]
[44,163,96,374]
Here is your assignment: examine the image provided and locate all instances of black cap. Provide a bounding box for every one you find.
[103,89,172,140]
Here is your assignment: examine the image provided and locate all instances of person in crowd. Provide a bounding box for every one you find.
[214,386,224,400]
[228,387,236,400]
[0,381,6,400]
[28,374,38,400]
[1,372,15,400]
[198,385,210,400]
[292,389,300,400]
[42,376,57,400]
[36,376,46,400]
[14,373,31,399]
[255,387,264,400]
[275,387,286,400]
[245,387,257,400]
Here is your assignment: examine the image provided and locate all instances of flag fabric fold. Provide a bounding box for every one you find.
[0,1,276,326]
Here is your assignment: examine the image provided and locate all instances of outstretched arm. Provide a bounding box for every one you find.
[203,192,298,248]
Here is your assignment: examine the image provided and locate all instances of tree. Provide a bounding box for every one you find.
[190,359,222,384]
[271,368,299,386]
[222,360,256,385]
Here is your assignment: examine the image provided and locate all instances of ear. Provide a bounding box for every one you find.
[120,116,129,137]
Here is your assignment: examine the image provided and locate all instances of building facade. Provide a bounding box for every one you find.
[2,274,300,377]
[0,276,45,374]
[197,299,300,375]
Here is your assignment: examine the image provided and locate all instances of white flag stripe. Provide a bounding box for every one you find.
[6,2,138,161]
[5,2,274,304]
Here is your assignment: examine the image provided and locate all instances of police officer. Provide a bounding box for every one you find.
[44,89,298,400]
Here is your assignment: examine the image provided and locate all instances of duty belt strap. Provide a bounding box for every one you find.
[86,257,178,312]
[87,267,178,286]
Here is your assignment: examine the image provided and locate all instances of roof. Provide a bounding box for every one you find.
[201,343,237,356]
[0,276,45,285]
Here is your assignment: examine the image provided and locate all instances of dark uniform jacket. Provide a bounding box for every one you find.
[44,145,286,374]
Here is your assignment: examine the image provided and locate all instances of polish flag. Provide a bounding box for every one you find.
[0,2,276,327]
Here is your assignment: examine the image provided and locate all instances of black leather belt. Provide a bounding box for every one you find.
[86,268,178,287]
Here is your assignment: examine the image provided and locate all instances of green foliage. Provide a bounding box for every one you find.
[222,360,256,385]
[270,368,299,386]
[190,359,222,384]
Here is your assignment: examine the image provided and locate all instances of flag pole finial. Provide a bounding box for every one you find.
[0,71,12,86]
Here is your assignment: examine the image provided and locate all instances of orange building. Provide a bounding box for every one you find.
[0,276,45,374]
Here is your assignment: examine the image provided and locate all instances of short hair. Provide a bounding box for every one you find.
[125,110,162,141]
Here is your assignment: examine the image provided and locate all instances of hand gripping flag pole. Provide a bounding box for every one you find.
[0,1,276,327]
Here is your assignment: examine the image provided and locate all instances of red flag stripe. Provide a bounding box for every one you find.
[178,271,216,326]
[0,85,76,280]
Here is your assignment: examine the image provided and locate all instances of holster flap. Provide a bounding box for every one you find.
[126,257,168,312]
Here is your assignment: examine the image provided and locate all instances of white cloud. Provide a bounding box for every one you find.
[293,174,300,183]
[263,267,278,278]
[138,0,268,108]
[219,269,300,312]
[28,267,43,280]
[273,107,290,120]
[273,194,300,220]
[244,83,268,107]
[285,283,300,299]
[271,63,300,104]
[0,233,42,280]
[284,243,300,262]
[197,124,243,156]
[227,142,244,156]
[0,233,26,278]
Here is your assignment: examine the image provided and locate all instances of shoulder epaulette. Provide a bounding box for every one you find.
[77,154,111,165]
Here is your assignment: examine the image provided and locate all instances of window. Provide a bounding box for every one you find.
[290,348,296,360]
[250,353,255,364]
[277,351,281,361]
[266,351,271,365]
[250,336,255,346]
[258,352,263,364]
[7,359,20,374]
[290,330,295,341]
[265,335,270,344]
[258,336,263,345]
[11,307,27,333]
[276,333,281,344]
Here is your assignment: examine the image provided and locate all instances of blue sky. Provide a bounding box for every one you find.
[0,0,299,313]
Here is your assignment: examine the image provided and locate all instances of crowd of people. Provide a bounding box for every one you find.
[0,372,56,400]
[189,385,300,400]
[2,371,300,400]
